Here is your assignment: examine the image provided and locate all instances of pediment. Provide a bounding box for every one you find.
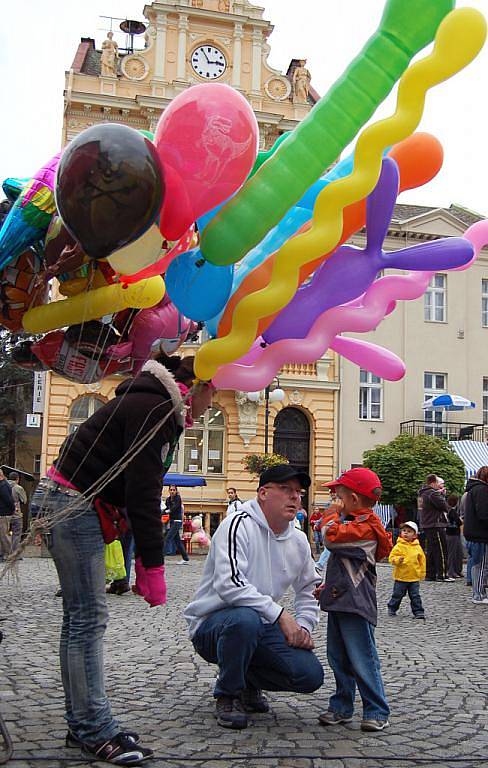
[394,208,470,237]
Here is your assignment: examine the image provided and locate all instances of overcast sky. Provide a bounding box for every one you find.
[1,0,487,214]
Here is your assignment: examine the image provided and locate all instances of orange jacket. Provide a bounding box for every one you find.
[323,508,392,562]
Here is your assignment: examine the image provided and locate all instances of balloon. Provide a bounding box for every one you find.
[13,323,133,383]
[212,218,487,391]
[2,177,29,203]
[165,248,233,321]
[194,9,486,382]
[107,224,163,275]
[195,531,209,547]
[55,123,164,260]
[0,152,60,270]
[106,295,197,373]
[200,0,455,266]
[217,132,444,338]
[248,132,290,178]
[155,83,258,240]
[22,276,165,334]
[118,225,196,284]
[191,516,202,532]
[0,248,48,332]
[44,214,86,277]
[263,157,474,344]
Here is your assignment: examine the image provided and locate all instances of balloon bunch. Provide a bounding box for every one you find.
[0,84,258,382]
[0,1,485,391]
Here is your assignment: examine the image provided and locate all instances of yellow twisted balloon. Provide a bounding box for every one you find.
[195,8,486,382]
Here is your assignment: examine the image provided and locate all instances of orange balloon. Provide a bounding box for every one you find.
[217,132,443,338]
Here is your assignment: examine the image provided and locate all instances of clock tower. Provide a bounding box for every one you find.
[63,0,316,151]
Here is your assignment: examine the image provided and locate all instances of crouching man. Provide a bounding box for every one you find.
[184,465,324,729]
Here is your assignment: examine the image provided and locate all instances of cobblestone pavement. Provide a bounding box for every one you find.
[0,556,487,768]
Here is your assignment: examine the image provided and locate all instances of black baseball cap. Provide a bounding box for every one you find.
[258,464,311,489]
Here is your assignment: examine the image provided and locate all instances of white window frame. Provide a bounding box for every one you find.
[68,396,104,434]
[170,407,225,476]
[424,372,447,437]
[359,370,383,421]
[483,378,488,425]
[482,280,488,328]
[424,274,447,323]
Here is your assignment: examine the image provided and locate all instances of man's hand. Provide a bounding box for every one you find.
[278,610,314,649]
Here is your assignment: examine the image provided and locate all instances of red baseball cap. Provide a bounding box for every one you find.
[324,468,382,501]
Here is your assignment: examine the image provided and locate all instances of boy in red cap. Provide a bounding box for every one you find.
[317,468,392,732]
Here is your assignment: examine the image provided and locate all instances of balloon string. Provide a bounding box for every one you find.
[194,9,486,381]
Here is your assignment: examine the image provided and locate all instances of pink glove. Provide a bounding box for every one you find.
[133,557,149,598]
[144,565,167,607]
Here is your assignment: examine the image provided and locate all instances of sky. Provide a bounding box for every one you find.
[0,0,487,214]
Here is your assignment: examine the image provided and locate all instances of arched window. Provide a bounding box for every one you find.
[68,396,104,434]
[170,407,225,475]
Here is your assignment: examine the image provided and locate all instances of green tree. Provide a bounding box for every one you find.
[0,329,34,466]
[242,452,289,478]
[363,433,465,507]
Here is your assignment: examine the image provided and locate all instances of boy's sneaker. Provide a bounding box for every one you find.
[318,711,353,726]
[442,577,456,582]
[361,719,390,732]
[471,597,488,604]
[215,695,248,729]
[81,733,153,765]
[240,687,270,713]
[67,729,140,749]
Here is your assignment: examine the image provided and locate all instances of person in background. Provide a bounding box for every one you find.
[445,494,464,580]
[463,466,488,605]
[0,469,15,561]
[35,352,214,764]
[310,506,323,556]
[185,464,323,730]
[387,521,426,619]
[418,474,452,582]
[8,471,27,554]
[317,468,392,732]
[164,485,189,564]
[226,487,243,516]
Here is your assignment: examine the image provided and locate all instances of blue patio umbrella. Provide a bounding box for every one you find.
[423,394,475,412]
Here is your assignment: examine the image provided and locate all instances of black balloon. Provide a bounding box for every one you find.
[55,123,164,260]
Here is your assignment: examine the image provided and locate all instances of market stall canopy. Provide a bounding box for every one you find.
[449,441,488,478]
[163,473,207,487]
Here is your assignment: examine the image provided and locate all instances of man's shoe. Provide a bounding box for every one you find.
[178,559,190,565]
[67,730,140,749]
[361,719,390,732]
[471,597,488,604]
[442,577,456,582]
[81,733,153,765]
[318,711,353,726]
[215,695,248,729]
[387,610,396,617]
[413,614,425,620]
[240,687,270,713]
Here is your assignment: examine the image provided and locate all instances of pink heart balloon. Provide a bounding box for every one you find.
[155,83,258,241]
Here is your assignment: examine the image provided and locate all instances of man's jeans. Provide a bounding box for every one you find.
[164,520,188,560]
[327,611,390,722]
[0,517,11,558]
[42,488,119,746]
[387,580,424,617]
[10,514,22,553]
[192,607,324,698]
[471,543,488,601]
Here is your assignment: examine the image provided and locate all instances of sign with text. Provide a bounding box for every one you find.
[32,372,46,414]
[26,413,41,428]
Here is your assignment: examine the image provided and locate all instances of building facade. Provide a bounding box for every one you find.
[41,0,338,531]
[339,203,488,471]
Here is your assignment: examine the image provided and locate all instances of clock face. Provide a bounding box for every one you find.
[191,45,227,79]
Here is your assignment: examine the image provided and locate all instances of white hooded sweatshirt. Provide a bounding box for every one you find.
[184,498,320,638]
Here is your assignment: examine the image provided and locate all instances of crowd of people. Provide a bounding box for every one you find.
[2,350,488,766]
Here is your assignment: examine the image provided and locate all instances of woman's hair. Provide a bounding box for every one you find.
[476,466,488,483]
[153,350,195,384]
[169,485,178,492]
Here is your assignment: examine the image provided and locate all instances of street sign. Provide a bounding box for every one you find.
[26,414,41,428]
[32,372,46,414]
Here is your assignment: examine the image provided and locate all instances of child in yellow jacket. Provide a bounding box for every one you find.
[387,521,426,620]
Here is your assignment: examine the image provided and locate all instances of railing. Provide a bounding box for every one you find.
[281,363,317,378]
[400,420,487,442]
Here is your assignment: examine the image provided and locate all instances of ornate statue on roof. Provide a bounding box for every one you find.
[293,59,311,103]
[100,31,119,77]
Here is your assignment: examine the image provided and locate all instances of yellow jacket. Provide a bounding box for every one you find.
[388,537,426,582]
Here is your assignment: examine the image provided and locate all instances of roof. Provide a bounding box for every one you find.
[391,203,484,226]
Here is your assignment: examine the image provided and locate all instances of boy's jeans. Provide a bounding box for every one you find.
[43,488,119,746]
[387,580,424,617]
[326,611,390,722]
[192,606,324,697]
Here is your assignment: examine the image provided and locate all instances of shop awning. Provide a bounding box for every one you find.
[163,473,207,487]
[449,441,488,478]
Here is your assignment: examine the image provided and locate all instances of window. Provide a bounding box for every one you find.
[424,274,447,322]
[359,370,383,420]
[68,396,104,434]
[483,378,488,425]
[482,280,488,327]
[170,407,225,475]
[33,454,41,475]
[424,372,446,437]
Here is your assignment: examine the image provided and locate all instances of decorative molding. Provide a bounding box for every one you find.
[289,390,304,406]
[235,391,262,446]
[121,54,150,81]
[264,75,291,102]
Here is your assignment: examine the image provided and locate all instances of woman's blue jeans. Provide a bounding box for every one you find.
[326,611,390,722]
[43,488,119,746]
